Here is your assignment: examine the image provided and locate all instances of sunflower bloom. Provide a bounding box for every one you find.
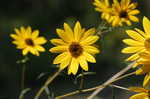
[110,0,140,26]
[135,51,150,87]
[93,0,112,21]
[129,87,150,99]
[10,26,47,56]
[49,21,100,75]
[122,17,150,62]
[136,51,150,75]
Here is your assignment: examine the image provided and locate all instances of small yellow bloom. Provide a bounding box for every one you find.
[129,87,150,99]
[93,0,112,21]
[122,17,150,61]
[135,51,150,87]
[49,21,100,75]
[136,51,150,75]
[10,26,47,56]
[110,0,140,26]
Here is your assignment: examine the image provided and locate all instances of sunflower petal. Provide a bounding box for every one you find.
[80,36,99,45]
[68,58,79,75]
[81,28,96,40]
[56,28,73,42]
[83,52,96,63]
[134,28,146,37]
[32,30,39,39]
[50,39,67,45]
[35,37,47,44]
[35,45,45,52]
[143,73,150,87]
[123,39,143,46]
[126,30,144,41]
[122,47,143,53]
[60,55,71,70]
[129,16,139,22]
[53,52,69,64]
[126,54,139,61]
[10,34,19,40]
[64,23,74,40]
[78,56,88,71]
[84,46,100,54]
[29,47,39,56]
[128,10,140,15]
[26,26,32,36]
[74,21,82,41]
[143,16,150,36]
[49,46,68,53]
[130,93,148,99]
[129,87,148,93]
[136,65,150,75]
[22,48,29,55]
[14,28,21,35]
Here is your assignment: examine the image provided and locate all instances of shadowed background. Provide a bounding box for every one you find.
[0,0,149,99]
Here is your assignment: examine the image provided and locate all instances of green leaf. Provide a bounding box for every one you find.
[19,88,31,99]
[17,56,29,64]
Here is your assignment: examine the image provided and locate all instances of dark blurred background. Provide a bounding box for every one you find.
[0,0,149,99]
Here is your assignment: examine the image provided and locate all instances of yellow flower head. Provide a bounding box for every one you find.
[129,87,150,99]
[135,51,150,87]
[122,17,150,61]
[136,51,150,75]
[110,0,140,26]
[49,21,100,75]
[10,26,47,56]
[93,0,112,21]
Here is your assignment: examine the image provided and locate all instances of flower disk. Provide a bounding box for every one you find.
[49,21,100,75]
[10,26,47,56]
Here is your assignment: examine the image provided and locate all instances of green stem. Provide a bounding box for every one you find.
[79,71,84,90]
[55,68,135,99]
[34,69,62,99]
[21,64,26,90]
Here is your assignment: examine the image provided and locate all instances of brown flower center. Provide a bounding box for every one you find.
[119,11,128,18]
[69,42,83,58]
[144,38,150,51]
[25,38,34,46]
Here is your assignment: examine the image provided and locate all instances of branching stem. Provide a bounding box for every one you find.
[55,62,136,99]
[34,69,62,99]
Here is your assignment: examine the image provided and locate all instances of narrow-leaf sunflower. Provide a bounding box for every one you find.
[10,26,47,56]
[122,17,150,61]
[110,0,140,26]
[135,51,150,87]
[49,21,100,75]
[93,0,112,21]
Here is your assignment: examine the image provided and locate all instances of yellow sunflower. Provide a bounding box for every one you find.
[93,0,112,21]
[49,21,100,75]
[110,0,140,26]
[122,17,150,62]
[129,87,150,99]
[10,26,47,56]
[134,51,150,87]
[136,51,150,75]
